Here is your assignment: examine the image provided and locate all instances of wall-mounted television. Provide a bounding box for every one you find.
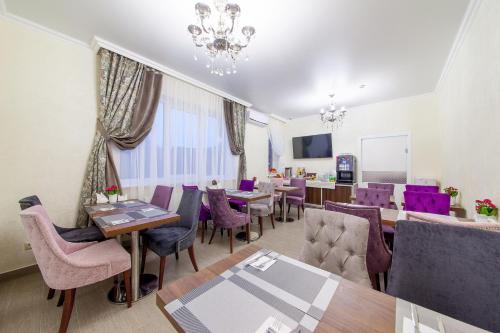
[292,133,333,159]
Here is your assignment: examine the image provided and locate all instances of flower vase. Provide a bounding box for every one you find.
[451,195,458,206]
[108,194,118,204]
[474,213,497,223]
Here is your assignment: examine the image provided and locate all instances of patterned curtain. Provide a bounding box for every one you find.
[76,49,162,226]
[224,100,247,184]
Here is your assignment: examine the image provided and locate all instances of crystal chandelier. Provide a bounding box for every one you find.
[320,94,347,130]
[187,0,256,76]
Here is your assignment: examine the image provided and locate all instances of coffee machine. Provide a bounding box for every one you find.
[336,154,357,184]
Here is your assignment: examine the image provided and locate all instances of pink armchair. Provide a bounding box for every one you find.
[20,205,132,333]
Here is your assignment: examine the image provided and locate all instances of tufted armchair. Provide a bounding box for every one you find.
[141,189,202,289]
[20,205,132,333]
[207,188,251,253]
[367,183,398,209]
[405,184,439,193]
[324,202,392,290]
[404,191,450,215]
[182,184,212,243]
[150,185,174,209]
[301,208,371,288]
[355,188,391,208]
[228,179,255,212]
[245,182,276,236]
[287,178,306,219]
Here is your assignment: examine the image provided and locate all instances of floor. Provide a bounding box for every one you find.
[0,209,306,333]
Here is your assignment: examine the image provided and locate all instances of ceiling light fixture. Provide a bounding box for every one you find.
[319,93,347,130]
[187,0,256,76]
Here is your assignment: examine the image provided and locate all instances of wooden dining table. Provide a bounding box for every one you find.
[274,186,300,222]
[380,208,473,228]
[85,200,180,303]
[157,244,396,333]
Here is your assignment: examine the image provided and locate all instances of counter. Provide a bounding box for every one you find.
[281,179,357,206]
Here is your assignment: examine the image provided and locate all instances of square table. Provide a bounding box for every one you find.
[85,200,180,302]
[274,186,300,222]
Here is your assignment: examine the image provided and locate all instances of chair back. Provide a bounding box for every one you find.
[239,179,255,192]
[404,191,450,215]
[207,188,238,229]
[289,178,306,198]
[355,188,391,208]
[256,182,275,208]
[301,208,371,287]
[324,202,391,275]
[19,195,42,210]
[387,220,500,332]
[405,184,439,193]
[174,189,203,230]
[270,177,284,187]
[367,183,395,195]
[151,185,174,209]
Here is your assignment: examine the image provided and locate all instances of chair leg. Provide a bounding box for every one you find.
[258,216,263,236]
[279,200,283,215]
[57,291,65,307]
[297,205,300,219]
[188,245,199,272]
[270,214,275,229]
[302,204,305,212]
[140,243,147,275]
[47,288,55,300]
[288,203,291,214]
[369,273,378,290]
[209,226,217,244]
[158,256,166,290]
[123,269,132,308]
[201,220,206,244]
[175,252,179,261]
[229,228,233,253]
[246,223,250,243]
[220,228,224,237]
[58,289,75,333]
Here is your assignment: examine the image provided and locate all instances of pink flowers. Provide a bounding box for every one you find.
[105,185,120,195]
[476,199,497,216]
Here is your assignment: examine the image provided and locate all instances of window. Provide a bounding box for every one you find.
[114,75,236,192]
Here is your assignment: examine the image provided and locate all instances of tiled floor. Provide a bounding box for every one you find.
[0,211,306,333]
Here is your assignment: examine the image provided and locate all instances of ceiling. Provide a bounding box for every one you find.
[3,0,470,118]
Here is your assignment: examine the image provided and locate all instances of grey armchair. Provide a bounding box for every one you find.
[141,188,202,289]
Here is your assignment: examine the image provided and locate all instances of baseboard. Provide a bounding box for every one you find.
[0,264,40,282]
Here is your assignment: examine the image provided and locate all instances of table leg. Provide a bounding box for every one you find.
[276,192,294,222]
[131,231,140,301]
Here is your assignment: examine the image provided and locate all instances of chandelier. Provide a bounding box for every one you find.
[320,94,347,130]
[187,0,256,76]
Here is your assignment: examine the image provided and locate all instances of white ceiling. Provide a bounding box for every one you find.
[3,0,470,118]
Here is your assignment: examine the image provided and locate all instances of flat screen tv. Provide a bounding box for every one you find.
[292,133,333,159]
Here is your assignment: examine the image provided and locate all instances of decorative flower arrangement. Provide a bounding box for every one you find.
[105,185,120,196]
[475,199,498,217]
[444,186,459,198]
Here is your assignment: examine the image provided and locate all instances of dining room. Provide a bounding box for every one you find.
[1,0,500,333]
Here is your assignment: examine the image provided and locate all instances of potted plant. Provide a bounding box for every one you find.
[475,199,498,223]
[105,185,120,203]
[444,186,459,205]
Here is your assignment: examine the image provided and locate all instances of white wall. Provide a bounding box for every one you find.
[0,17,97,274]
[281,93,442,184]
[436,0,500,217]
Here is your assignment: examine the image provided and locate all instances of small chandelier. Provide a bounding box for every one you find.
[320,93,347,130]
[187,0,256,76]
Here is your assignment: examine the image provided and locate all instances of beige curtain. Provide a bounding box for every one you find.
[77,49,162,226]
[224,100,247,184]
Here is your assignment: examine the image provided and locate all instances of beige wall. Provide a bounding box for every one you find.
[281,93,442,183]
[436,0,500,217]
[0,18,97,274]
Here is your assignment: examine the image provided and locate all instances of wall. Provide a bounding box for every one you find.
[0,17,97,274]
[436,0,500,217]
[281,93,442,184]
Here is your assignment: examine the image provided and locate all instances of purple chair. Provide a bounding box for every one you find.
[207,188,251,253]
[150,185,174,210]
[182,184,212,243]
[368,183,398,210]
[325,201,392,290]
[405,184,439,193]
[228,179,255,212]
[404,191,451,215]
[287,178,306,219]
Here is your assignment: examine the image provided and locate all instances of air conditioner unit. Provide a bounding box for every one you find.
[248,109,269,126]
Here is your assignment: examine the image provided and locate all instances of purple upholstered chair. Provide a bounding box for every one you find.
[150,185,174,210]
[228,179,255,212]
[368,183,398,209]
[287,178,306,219]
[207,188,251,253]
[182,184,212,243]
[20,205,132,333]
[404,191,451,215]
[355,188,391,208]
[405,184,439,193]
[325,202,392,290]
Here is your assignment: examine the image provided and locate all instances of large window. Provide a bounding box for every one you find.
[113,75,236,198]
